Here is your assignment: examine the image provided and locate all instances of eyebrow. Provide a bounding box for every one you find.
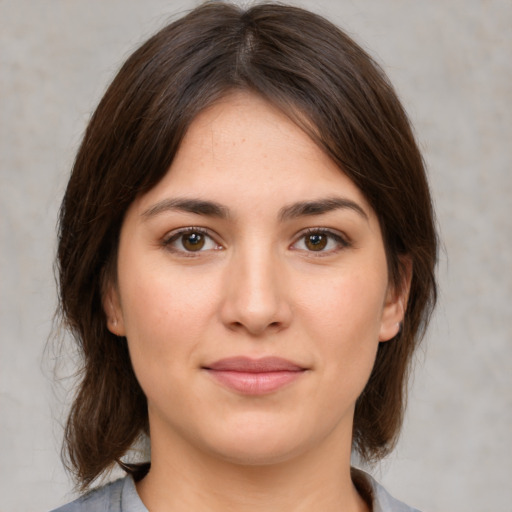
[142,196,368,222]
[278,197,368,221]
[142,198,230,219]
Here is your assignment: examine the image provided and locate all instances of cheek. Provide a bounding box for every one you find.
[295,268,387,383]
[297,269,387,337]
[117,260,220,369]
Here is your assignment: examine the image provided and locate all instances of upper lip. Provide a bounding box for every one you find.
[203,356,305,373]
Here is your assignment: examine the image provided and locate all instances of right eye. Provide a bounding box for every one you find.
[163,228,222,255]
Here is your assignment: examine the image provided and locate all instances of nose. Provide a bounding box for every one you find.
[219,245,292,336]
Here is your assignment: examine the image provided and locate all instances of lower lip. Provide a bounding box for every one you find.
[205,370,304,395]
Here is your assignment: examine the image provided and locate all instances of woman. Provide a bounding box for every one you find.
[52,2,437,511]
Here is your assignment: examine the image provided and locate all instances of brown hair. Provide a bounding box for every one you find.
[57,1,437,490]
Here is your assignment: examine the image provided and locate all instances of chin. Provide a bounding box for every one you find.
[209,439,304,467]
[197,414,317,467]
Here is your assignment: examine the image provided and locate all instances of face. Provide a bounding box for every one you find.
[105,93,405,467]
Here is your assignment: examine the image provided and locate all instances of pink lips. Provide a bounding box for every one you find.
[203,357,306,395]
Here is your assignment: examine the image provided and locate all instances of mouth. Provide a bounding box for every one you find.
[202,356,307,395]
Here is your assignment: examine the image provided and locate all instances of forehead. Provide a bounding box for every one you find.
[178,93,322,169]
[129,91,376,227]
[158,94,360,189]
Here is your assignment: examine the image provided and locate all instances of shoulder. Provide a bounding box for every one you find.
[352,468,422,512]
[49,476,145,512]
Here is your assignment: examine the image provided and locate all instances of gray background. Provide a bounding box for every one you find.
[1,1,511,511]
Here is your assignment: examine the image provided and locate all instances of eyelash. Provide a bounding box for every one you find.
[162,227,351,256]
[162,227,221,257]
[291,228,351,255]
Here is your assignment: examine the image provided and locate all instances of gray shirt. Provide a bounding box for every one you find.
[51,470,420,512]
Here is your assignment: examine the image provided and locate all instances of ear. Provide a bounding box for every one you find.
[378,257,412,342]
[102,282,126,337]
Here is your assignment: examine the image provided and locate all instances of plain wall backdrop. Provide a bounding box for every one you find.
[1,1,511,511]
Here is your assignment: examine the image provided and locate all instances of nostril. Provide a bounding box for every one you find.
[228,320,282,333]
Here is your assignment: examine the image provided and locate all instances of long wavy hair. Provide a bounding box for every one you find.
[56,1,438,490]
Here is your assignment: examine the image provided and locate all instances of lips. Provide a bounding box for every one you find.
[203,356,306,395]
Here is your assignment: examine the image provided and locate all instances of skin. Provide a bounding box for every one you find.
[105,92,408,512]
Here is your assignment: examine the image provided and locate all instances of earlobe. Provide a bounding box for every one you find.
[378,258,412,342]
[378,311,403,342]
[102,284,126,337]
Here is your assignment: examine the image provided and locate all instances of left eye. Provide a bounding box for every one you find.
[292,230,348,253]
[164,229,220,253]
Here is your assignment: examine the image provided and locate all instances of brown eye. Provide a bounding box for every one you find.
[291,229,349,254]
[181,232,205,251]
[164,228,220,255]
[305,233,328,251]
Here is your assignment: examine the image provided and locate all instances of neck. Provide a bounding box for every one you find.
[136,427,369,512]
